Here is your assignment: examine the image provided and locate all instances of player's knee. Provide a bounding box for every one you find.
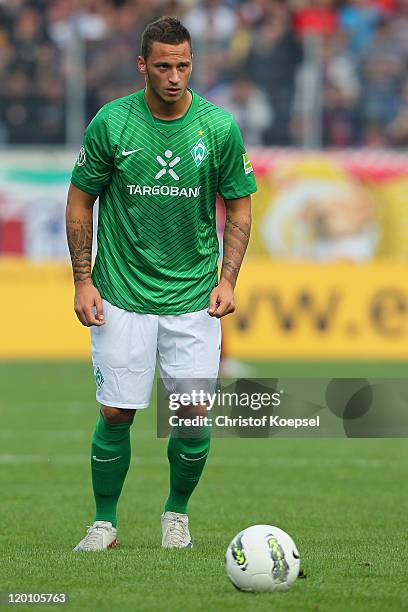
[101,406,136,424]
[176,403,208,419]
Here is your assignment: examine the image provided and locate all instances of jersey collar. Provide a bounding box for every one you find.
[136,88,199,134]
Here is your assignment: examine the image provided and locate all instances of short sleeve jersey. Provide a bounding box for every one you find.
[71,88,257,314]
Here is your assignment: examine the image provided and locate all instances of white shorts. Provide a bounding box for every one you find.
[90,300,221,409]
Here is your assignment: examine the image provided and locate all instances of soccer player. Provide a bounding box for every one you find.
[66,16,256,551]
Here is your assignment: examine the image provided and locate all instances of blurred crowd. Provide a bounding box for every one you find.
[0,0,407,147]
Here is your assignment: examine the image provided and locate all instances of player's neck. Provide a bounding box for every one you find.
[144,87,192,120]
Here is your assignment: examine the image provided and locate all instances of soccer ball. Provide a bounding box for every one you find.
[225,524,300,592]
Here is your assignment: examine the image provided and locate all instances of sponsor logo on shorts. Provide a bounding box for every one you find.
[95,367,104,389]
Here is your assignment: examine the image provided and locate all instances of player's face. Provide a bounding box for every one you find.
[138,41,192,105]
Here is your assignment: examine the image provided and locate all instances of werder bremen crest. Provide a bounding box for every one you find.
[94,367,104,390]
[191,138,208,167]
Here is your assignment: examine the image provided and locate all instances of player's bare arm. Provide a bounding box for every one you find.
[208,195,252,318]
[66,183,105,327]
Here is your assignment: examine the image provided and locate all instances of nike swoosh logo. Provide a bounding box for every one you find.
[122,148,143,156]
[92,455,121,462]
[180,452,208,462]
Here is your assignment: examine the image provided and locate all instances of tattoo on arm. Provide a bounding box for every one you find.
[221,210,251,287]
[66,218,93,284]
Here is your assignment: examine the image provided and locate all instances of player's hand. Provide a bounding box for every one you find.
[208,279,235,318]
[74,281,105,327]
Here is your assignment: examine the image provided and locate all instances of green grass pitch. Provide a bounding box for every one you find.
[1,361,408,611]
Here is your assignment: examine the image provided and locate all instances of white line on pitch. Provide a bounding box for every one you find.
[0,454,397,468]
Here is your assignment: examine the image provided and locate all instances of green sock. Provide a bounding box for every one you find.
[91,413,131,528]
[164,426,211,515]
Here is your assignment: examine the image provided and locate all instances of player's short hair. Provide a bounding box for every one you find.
[141,17,192,60]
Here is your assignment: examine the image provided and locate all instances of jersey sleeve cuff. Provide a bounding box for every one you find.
[70,176,103,196]
[219,186,258,200]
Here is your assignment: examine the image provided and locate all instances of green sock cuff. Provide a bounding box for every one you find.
[171,424,211,440]
[168,435,210,458]
[94,414,132,442]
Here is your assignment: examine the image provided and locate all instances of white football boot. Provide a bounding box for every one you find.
[161,511,193,548]
[73,520,118,551]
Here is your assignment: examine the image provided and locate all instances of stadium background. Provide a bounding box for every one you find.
[1,0,408,360]
[1,1,408,611]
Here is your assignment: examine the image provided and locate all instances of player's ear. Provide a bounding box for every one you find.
[137,56,146,75]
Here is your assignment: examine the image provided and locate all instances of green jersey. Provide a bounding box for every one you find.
[71,88,257,314]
